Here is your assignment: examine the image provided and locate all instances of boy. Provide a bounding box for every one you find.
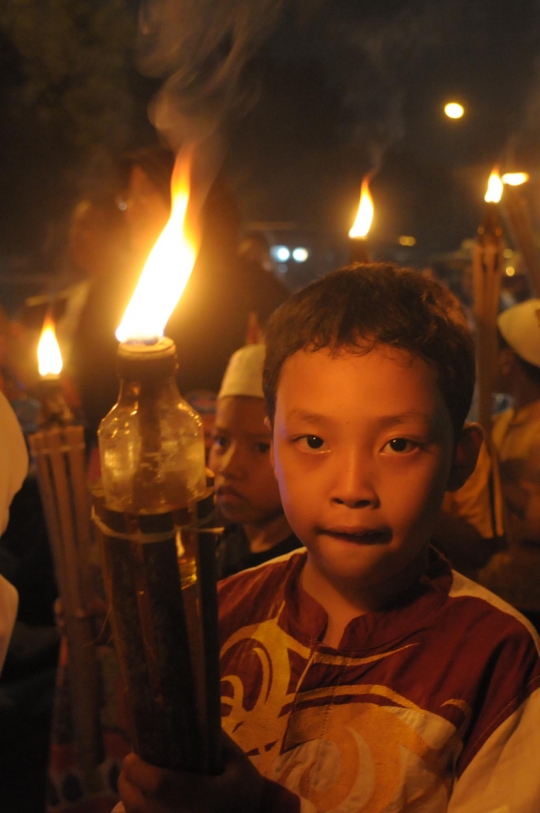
[210,343,301,578]
[117,265,540,813]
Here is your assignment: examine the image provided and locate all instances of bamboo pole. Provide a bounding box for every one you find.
[29,426,104,777]
[502,185,540,297]
[472,204,504,434]
[349,238,371,264]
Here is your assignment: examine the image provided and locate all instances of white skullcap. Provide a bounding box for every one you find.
[497,298,540,368]
[218,344,265,399]
[0,391,28,671]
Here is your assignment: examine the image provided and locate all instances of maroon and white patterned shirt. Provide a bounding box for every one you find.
[218,547,540,812]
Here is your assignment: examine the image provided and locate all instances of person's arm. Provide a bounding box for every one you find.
[116,732,300,813]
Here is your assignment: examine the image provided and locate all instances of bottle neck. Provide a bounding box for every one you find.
[117,375,182,407]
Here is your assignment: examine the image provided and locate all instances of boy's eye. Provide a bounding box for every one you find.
[382,437,417,454]
[255,442,270,454]
[296,435,327,452]
[212,435,229,450]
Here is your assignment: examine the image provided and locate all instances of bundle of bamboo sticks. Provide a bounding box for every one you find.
[503,185,540,297]
[29,425,104,778]
[92,487,222,774]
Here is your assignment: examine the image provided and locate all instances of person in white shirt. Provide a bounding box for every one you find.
[0,390,28,671]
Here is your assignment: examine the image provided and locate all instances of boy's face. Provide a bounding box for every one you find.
[271,345,459,596]
[210,396,283,527]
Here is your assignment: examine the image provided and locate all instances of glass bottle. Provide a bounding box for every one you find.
[98,338,206,516]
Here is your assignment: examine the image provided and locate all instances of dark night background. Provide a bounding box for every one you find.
[1,0,540,308]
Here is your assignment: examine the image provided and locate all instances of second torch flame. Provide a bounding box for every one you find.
[116,152,199,343]
[485,170,503,204]
[349,177,374,239]
[37,316,63,378]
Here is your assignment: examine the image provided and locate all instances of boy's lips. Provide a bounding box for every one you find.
[216,485,246,502]
[320,526,392,544]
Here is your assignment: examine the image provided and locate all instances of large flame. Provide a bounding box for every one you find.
[349,177,374,239]
[38,315,63,377]
[484,169,503,203]
[116,152,199,343]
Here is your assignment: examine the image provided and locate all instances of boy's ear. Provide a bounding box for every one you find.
[446,423,484,492]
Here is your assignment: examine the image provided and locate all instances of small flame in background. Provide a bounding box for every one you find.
[37,315,63,377]
[484,169,503,204]
[116,151,199,343]
[502,172,529,186]
[349,177,374,239]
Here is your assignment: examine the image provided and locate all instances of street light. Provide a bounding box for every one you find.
[444,102,465,119]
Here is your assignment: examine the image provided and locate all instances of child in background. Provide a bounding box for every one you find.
[210,344,301,579]
[117,265,540,813]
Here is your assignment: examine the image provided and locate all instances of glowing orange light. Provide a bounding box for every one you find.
[444,102,464,119]
[349,177,374,239]
[502,172,529,186]
[37,315,63,377]
[484,169,503,204]
[116,151,199,343]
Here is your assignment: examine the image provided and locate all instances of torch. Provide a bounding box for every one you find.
[29,316,104,781]
[92,151,222,774]
[472,170,505,433]
[349,175,374,263]
[501,172,540,296]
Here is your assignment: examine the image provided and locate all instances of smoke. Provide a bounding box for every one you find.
[137,0,290,149]
[136,0,485,223]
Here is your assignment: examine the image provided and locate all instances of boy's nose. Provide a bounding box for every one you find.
[329,453,379,509]
[220,443,247,480]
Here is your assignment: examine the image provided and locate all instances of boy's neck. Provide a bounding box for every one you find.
[300,547,430,649]
[243,512,292,554]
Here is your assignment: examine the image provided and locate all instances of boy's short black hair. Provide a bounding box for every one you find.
[263,263,475,440]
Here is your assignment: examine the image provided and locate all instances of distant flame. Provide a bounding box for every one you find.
[38,315,63,377]
[349,177,374,239]
[116,151,199,343]
[502,172,529,186]
[485,170,503,203]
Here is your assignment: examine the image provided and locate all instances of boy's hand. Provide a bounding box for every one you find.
[118,732,267,813]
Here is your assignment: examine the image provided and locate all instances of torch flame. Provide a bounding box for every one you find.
[37,315,63,377]
[349,177,374,239]
[116,152,199,343]
[502,172,529,186]
[484,169,503,204]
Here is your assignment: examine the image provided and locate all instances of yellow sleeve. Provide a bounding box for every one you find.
[443,437,504,539]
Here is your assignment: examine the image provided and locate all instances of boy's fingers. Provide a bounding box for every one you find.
[122,753,180,799]
[118,767,167,813]
[119,737,266,813]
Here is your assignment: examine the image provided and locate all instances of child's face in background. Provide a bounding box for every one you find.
[272,345,456,597]
[210,396,284,527]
